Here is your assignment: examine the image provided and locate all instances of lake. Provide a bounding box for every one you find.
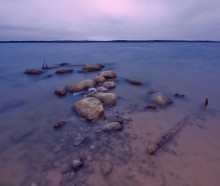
[0,42,220,186]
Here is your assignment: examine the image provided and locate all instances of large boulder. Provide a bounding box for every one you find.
[93,76,106,84]
[74,97,104,120]
[25,69,43,75]
[99,71,116,79]
[67,79,96,92]
[148,92,173,106]
[82,64,102,72]
[88,92,116,106]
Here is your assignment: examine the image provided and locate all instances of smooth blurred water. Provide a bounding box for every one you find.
[0,42,220,186]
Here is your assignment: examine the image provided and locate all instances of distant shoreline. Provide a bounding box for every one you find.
[0,40,219,43]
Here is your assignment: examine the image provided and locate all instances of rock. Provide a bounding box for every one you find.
[102,122,123,132]
[86,154,94,161]
[55,87,67,97]
[59,62,71,67]
[99,71,116,79]
[174,93,185,98]
[72,159,83,171]
[93,76,106,84]
[97,87,108,92]
[74,134,85,146]
[53,120,67,129]
[55,68,73,74]
[77,69,87,73]
[101,161,113,175]
[90,145,96,150]
[88,87,97,93]
[74,97,104,120]
[148,92,173,107]
[82,64,102,72]
[25,68,43,75]
[126,79,143,85]
[67,79,96,92]
[103,81,115,89]
[88,92,116,106]
[145,104,157,110]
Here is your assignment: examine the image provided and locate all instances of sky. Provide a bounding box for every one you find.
[0,0,220,41]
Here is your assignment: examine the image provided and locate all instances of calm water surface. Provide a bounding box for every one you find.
[0,42,220,186]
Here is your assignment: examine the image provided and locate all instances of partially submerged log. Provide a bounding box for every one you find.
[147,115,190,155]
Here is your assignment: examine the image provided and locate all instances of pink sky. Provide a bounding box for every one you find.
[0,0,219,40]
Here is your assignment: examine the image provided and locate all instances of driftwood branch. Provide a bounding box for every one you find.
[147,115,190,155]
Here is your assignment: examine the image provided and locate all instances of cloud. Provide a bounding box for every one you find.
[0,0,219,40]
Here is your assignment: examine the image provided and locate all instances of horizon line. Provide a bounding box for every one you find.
[0,39,220,43]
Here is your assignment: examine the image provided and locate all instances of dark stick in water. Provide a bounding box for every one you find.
[147,115,190,155]
[205,97,208,107]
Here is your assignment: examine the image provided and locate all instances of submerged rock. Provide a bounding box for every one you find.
[72,159,83,171]
[67,79,96,92]
[102,122,123,132]
[74,97,104,120]
[126,79,143,85]
[25,69,43,75]
[174,93,185,98]
[145,104,157,110]
[93,76,106,84]
[99,71,116,79]
[82,64,102,72]
[103,81,115,89]
[53,120,67,129]
[88,92,116,106]
[101,161,113,175]
[55,68,73,74]
[55,87,67,97]
[59,62,71,67]
[74,134,85,146]
[148,92,173,107]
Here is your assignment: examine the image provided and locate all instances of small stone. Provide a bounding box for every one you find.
[101,161,113,175]
[99,71,116,79]
[93,76,106,84]
[25,68,43,75]
[145,104,157,110]
[82,64,102,72]
[148,91,173,107]
[53,121,67,129]
[90,145,96,150]
[102,122,123,132]
[174,93,185,98]
[72,159,83,171]
[55,68,73,74]
[74,97,104,120]
[74,134,85,146]
[55,87,67,97]
[103,81,115,89]
[97,87,108,92]
[126,79,143,85]
[86,155,94,161]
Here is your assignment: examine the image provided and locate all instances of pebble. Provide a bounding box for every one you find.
[101,161,113,175]
[72,159,83,171]
[90,145,96,150]
[74,134,85,146]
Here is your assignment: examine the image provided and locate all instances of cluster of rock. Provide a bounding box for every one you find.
[24,63,104,75]
[54,70,117,121]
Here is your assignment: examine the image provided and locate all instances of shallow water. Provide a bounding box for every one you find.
[0,42,220,186]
